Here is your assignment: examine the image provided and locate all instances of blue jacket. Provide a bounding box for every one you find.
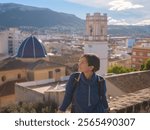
[59,72,109,113]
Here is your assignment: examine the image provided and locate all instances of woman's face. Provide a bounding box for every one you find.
[78,57,93,73]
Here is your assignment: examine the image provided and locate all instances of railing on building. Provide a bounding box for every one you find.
[84,35,107,41]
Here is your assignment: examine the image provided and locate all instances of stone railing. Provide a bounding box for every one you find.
[15,79,150,113]
[109,88,150,113]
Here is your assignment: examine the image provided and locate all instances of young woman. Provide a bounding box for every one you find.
[58,54,109,113]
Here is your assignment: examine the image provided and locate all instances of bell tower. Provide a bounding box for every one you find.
[84,13,108,76]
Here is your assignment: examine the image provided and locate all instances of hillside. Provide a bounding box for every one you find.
[108,25,150,37]
[0,3,150,37]
[0,3,84,28]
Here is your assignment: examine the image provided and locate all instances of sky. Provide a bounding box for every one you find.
[0,0,150,25]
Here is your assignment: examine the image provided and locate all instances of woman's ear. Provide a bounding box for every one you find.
[90,66,94,71]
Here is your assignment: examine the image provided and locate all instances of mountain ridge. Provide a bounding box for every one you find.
[0,3,84,28]
[0,3,150,37]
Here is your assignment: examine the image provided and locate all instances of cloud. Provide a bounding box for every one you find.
[65,0,109,8]
[108,17,150,25]
[134,19,150,25]
[65,0,149,25]
[108,0,144,11]
[108,17,129,25]
[65,0,144,11]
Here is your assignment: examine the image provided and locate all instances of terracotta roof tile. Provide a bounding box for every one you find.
[106,70,150,93]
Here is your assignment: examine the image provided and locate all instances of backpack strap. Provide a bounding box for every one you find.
[71,73,81,113]
[73,73,104,98]
[74,73,80,83]
[97,76,109,112]
[97,76,104,98]
[72,73,81,94]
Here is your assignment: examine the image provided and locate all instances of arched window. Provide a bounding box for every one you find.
[89,25,93,36]
[18,74,21,79]
[1,76,6,82]
[49,71,53,78]
[55,69,61,73]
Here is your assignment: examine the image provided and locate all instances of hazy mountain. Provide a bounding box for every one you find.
[108,25,150,37]
[0,3,84,28]
[0,3,149,37]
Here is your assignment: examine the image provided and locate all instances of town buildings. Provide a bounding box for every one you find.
[0,35,66,107]
[0,13,149,112]
[131,39,150,70]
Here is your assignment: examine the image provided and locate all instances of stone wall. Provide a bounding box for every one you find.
[106,70,150,93]
[0,95,15,107]
[0,69,27,86]
[44,90,65,106]
[15,84,45,103]
[15,78,150,113]
[109,88,150,113]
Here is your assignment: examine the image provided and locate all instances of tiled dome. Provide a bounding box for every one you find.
[16,35,47,58]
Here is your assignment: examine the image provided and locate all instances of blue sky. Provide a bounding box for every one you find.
[0,0,150,25]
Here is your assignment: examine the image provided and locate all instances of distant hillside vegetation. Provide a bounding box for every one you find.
[0,3,150,37]
[0,3,84,28]
[108,25,150,37]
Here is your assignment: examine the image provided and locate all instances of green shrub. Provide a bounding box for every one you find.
[0,101,58,113]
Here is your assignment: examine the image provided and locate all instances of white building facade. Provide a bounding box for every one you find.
[0,32,8,55]
[84,13,108,76]
[0,28,26,57]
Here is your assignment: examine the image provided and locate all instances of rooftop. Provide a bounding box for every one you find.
[106,70,150,93]
[16,35,47,58]
[0,58,64,71]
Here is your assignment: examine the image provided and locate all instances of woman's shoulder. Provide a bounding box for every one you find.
[68,72,81,82]
[96,74,105,81]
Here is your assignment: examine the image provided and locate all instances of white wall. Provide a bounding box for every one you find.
[0,32,8,55]
[84,41,108,76]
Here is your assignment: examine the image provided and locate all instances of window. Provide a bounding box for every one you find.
[89,25,93,36]
[55,69,61,73]
[49,71,53,78]
[1,76,6,82]
[18,74,21,79]
[147,53,150,57]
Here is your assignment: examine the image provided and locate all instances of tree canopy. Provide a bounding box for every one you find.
[108,65,135,74]
[140,58,150,70]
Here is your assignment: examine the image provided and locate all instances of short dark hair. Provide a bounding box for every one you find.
[80,54,100,72]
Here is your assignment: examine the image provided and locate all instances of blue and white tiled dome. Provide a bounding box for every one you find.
[16,35,47,58]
